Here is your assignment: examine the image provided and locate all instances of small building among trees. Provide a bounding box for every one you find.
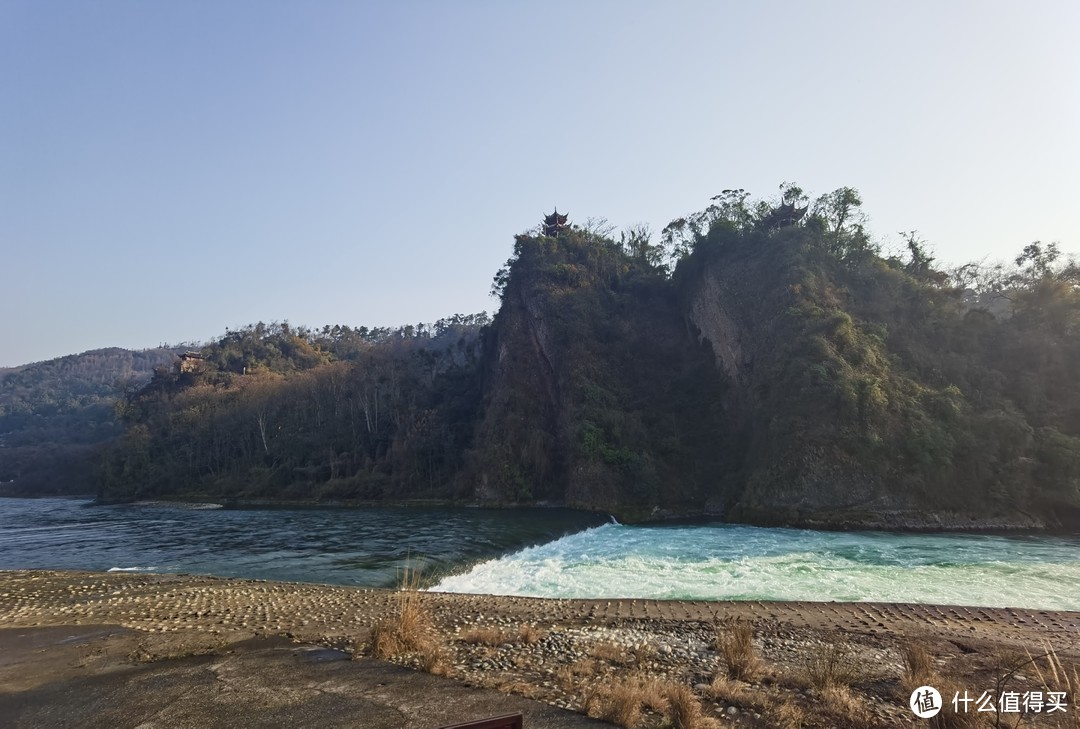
[543,209,569,237]
[177,351,206,374]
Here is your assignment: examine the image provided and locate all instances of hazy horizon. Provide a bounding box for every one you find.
[3,1,1078,367]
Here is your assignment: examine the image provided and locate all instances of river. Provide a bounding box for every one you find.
[2,498,1079,610]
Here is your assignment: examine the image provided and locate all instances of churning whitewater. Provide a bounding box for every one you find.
[431,522,1080,611]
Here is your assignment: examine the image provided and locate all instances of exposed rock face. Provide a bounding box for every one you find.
[683,256,972,529]
[465,233,736,519]
[684,259,895,526]
[687,267,744,382]
[468,281,564,504]
[467,229,1073,531]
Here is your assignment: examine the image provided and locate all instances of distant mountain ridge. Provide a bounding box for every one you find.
[0,346,182,494]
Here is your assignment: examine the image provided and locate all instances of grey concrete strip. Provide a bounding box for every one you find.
[0,627,607,729]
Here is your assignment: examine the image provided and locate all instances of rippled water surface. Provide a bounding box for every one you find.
[0,498,606,587]
[3,498,1079,609]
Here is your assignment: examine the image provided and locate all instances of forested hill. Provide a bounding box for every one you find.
[0,347,182,494]
[90,185,1080,529]
[96,318,491,502]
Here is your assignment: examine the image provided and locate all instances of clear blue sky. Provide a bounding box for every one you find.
[2,1,1077,366]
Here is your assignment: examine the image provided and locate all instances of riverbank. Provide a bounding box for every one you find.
[2,571,1078,727]
[85,492,1067,532]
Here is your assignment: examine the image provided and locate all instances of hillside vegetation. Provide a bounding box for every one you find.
[45,186,1080,528]
[0,347,180,494]
[96,318,489,502]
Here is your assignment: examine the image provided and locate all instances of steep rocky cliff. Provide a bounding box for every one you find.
[469,219,1080,530]
[681,229,962,528]
[464,232,740,519]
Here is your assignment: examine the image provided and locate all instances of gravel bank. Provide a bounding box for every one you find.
[3,571,1078,727]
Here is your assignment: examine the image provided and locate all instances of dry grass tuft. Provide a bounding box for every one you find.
[775,665,814,691]
[897,641,984,728]
[706,674,752,706]
[804,640,864,689]
[583,675,673,729]
[418,642,452,675]
[495,678,541,699]
[631,643,656,670]
[368,563,446,673]
[768,697,808,729]
[584,678,645,728]
[517,623,544,645]
[637,677,670,713]
[1028,643,1080,729]
[901,640,937,694]
[820,684,873,728]
[590,687,642,728]
[665,682,704,728]
[556,658,604,688]
[715,619,761,682]
[590,640,630,663]
[459,626,509,646]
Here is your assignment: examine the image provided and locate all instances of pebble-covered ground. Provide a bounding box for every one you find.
[2,570,1078,728]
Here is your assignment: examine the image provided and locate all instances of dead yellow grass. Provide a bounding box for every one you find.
[804,640,864,689]
[706,674,752,706]
[714,619,761,682]
[767,697,808,729]
[584,680,644,729]
[459,626,509,646]
[589,640,630,663]
[631,643,656,670]
[583,675,673,729]
[820,684,873,728]
[664,682,705,728]
[1028,643,1080,729]
[517,623,544,645]
[901,640,937,694]
[368,563,447,674]
[556,658,604,689]
[493,677,542,700]
[899,642,984,728]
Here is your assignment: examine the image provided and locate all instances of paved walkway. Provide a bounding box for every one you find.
[0,625,606,729]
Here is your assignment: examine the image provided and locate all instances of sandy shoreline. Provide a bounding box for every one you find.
[3,570,1078,727]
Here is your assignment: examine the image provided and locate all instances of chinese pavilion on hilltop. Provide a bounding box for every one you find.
[543,208,569,237]
[176,351,206,374]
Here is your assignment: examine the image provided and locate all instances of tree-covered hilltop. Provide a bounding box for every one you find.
[97,317,490,502]
[90,186,1080,529]
[0,347,181,494]
[671,186,1080,528]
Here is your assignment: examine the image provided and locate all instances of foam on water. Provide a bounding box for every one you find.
[107,566,159,572]
[431,522,1080,610]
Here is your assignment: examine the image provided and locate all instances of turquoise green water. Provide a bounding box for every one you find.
[431,522,1080,610]
[2,498,1078,609]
